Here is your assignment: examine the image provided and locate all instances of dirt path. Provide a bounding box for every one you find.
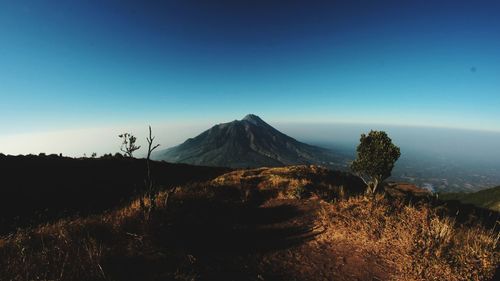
[253,199,392,281]
[104,197,395,281]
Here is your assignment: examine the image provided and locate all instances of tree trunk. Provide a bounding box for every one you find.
[371,178,380,194]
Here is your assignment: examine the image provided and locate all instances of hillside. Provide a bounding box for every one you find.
[157,114,344,168]
[0,154,228,234]
[440,186,500,211]
[0,165,498,281]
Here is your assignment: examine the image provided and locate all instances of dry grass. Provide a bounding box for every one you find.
[1,166,498,281]
[317,194,500,281]
[211,165,360,201]
[0,189,179,281]
[212,166,314,199]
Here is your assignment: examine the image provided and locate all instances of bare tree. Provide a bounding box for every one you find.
[119,133,141,157]
[145,126,161,213]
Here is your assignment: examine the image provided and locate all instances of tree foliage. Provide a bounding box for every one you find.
[119,133,141,157]
[351,130,401,194]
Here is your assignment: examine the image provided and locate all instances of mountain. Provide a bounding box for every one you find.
[440,186,500,211]
[156,114,342,168]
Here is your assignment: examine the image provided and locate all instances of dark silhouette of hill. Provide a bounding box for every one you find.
[440,185,500,212]
[384,182,500,228]
[156,114,343,168]
[0,154,229,234]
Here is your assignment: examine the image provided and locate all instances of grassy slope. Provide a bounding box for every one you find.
[440,186,500,211]
[0,165,498,281]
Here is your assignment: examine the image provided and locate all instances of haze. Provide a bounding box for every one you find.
[1,120,499,191]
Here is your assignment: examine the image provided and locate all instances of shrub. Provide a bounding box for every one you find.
[351,130,400,194]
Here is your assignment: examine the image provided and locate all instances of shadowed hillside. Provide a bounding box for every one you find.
[440,186,500,212]
[0,154,229,234]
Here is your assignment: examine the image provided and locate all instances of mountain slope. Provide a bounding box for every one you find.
[440,186,500,211]
[157,114,341,168]
[2,165,498,281]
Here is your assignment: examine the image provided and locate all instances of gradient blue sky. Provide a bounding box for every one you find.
[1,0,500,138]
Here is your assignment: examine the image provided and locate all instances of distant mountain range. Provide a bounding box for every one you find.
[156,114,342,168]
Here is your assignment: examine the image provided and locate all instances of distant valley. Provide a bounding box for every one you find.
[276,124,500,193]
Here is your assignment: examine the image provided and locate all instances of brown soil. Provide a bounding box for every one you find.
[248,198,392,281]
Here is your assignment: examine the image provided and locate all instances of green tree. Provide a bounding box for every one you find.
[118,133,141,157]
[351,130,401,194]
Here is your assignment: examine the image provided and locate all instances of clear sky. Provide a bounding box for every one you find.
[1,0,500,155]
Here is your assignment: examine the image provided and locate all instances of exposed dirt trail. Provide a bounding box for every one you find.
[244,199,393,281]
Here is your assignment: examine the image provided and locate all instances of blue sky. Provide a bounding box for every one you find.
[1,0,500,140]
